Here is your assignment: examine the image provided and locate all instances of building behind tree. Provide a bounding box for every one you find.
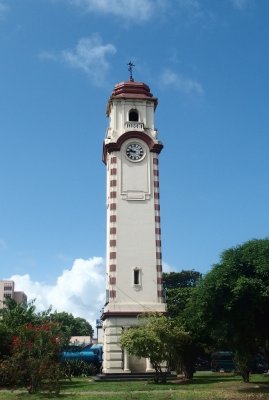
[0,280,27,309]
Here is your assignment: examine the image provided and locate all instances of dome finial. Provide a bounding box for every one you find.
[127,61,135,82]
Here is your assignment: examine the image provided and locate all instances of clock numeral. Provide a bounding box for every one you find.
[126,143,144,161]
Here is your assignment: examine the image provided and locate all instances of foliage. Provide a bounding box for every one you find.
[162,270,202,373]
[163,270,202,320]
[120,313,193,382]
[184,238,269,382]
[0,298,49,332]
[0,299,93,393]
[163,270,202,290]
[165,287,195,320]
[0,322,65,393]
[0,298,51,359]
[169,326,197,379]
[62,359,97,377]
[50,311,94,337]
[0,324,12,358]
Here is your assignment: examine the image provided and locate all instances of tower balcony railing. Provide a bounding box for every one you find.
[125,121,144,130]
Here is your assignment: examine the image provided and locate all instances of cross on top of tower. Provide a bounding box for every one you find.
[127,61,135,82]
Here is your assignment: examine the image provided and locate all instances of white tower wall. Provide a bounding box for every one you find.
[102,80,166,374]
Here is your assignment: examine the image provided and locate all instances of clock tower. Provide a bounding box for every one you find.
[102,71,166,374]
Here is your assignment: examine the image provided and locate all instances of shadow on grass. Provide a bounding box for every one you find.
[15,393,71,399]
[60,379,87,389]
[193,374,240,385]
[238,383,269,395]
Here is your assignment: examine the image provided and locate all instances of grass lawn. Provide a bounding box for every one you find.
[0,372,268,400]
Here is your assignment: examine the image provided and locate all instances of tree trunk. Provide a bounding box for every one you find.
[241,369,250,383]
[153,365,167,383]
[183,365,194,380]
[182,353,195,380]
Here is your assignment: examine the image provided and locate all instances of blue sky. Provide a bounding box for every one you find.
[0,0,268,323]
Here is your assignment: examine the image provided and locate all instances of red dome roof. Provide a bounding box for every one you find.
[106,80,158,115]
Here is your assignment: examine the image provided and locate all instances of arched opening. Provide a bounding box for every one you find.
[129,109,139,122]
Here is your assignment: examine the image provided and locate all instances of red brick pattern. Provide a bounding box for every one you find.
[153,153,164,303]
[106,151,165,304]
[109,277,116,285]
[108,154,117,300]
[156,265,162,273]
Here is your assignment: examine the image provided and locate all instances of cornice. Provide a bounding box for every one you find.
[101,310,167,321]
[101,311,142,321]
[102,131,163,164]
[106,81,158,116]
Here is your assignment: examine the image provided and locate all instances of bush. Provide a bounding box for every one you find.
[62,359,97,377]
[0,322,65,394]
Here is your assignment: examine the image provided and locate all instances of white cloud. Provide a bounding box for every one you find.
[61,0,158,21]
[62,35,116,84]
[0,1,9,19]
[230,0,253,10]
[56,0,207,22]
[39,51,58,62]
[160,69,204,96]
[176,0,203,18]
[9,256,105,330]
[40,34,116,86]
[0,239,7,250]
[162,261,175,273]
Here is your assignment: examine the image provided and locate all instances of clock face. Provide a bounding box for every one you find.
[126,143,144,161]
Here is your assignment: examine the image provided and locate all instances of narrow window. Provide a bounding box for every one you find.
[129,109,139,121]
[105,289,109,304]
[134,269,140,285]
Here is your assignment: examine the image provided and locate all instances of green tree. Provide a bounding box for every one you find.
[0,298,94,392]
[163,270,202,290]
[72,316,94,336]
[185,238,269,382]
[50,311,93,337]
[0,324,11,358]
[0,322,65,393]
[120,314,169,383]
[0,298,50,359]
[120,313,193,382]
[162,270,203,374]
[0,298,44,332]
[163,270,202,320]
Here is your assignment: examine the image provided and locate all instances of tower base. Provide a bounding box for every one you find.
[102,312,165,374]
